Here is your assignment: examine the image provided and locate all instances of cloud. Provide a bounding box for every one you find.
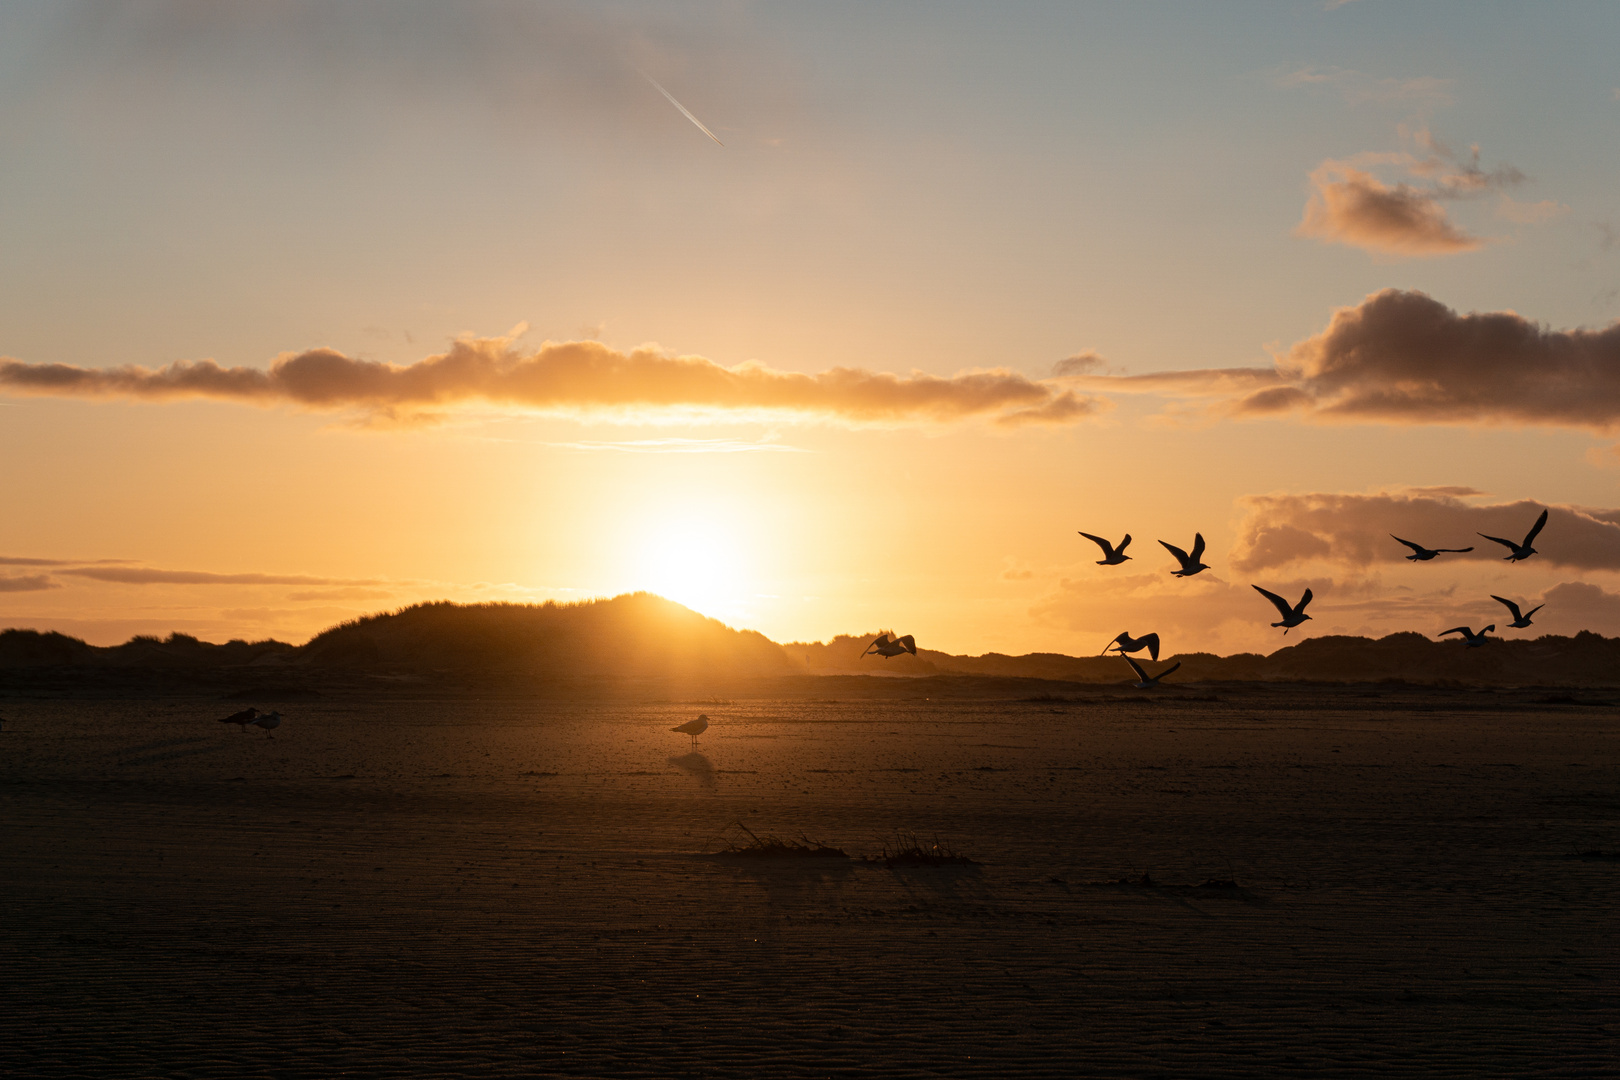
[1494,195,1567,225]
[0,337,1102,429]
[1297,158,1481,256]
[1230,490,1620,572]
[0,574,59,593]
[60,567,384,586]
[1069,290,1620,434]
[1272,66,1453,109]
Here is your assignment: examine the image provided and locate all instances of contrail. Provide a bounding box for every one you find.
[640,71,724,147]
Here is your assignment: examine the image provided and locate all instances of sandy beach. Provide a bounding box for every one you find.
[3,684,1616,1077]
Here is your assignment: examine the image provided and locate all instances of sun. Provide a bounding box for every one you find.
[634,512,752,618]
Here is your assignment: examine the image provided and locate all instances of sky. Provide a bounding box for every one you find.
[2,0,1619,656]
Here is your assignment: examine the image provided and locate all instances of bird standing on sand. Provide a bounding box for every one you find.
[1253,585,1313,634]
[1079,531,1132,565]
[672,714,709,748]
[1159,533,1208,577]
[1478,508,1548,563]
[862,634,918,658]
[1391,535,1473,562]
[249,711,282,738]
[1122,654,1181,689]
[1491,596,1543,629]
[1440,625,1493,647]
[218,707,259,732]
[1103,631,1161,662]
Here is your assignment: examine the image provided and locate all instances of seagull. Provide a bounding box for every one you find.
[1102,631,1161,662]
[672,714,709,747]
[862,633,918,658]
[248,711,282,738]
[1440,625,1493,647]
[1253,585,1313,633]
[1078,531,1131,565]
[1158,533,1208,577]
[1478,508,1548,563]
[1490,596,1543,629]
[217,707,258,732]
[1391,535,1474,562]
[1123,654,1181,689]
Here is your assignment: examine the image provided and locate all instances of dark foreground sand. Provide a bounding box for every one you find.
[3,684,1617,1077]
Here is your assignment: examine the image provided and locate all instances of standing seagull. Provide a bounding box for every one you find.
[1102,631,1161,662]
[1253,585,1313,634]
[217,707,258,732]
[1391,535,1474,562]
[862,633,918,658]
[672,714,709,748]
[1491,596,1543,629]
[1158,533,1209,577]
[1478,509,1548,562]
[1122,654,1181,689]
[249,711,282,739]
[1079,531,1132,565]
[1440,625,1493,648]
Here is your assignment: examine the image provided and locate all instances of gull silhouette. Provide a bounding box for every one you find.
[862,633,918,658]
[1122,654,1181,689]
[1159,533,1209,577]
[1078,531,1131,565]
[1253,585,1313,633]
[217,707,258,732]
[249,711,282,739]
[1479,508,1548,562]
[1440,625,1493,647]
[1103,631,1161,662]
[672,714,709,748]
[1391,535,1473,562]
[1490,596,1543,629]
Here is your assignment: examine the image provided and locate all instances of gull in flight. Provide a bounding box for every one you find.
[1491,596,1543,629]
[248,711,282,739]
[1478,508,1548,563]
[1103,631,1161,662]
[1391,535,1473,562]
[1159,533,1208,577]
[640,71,724,146]
[672,714,709,748]
[1079,531,1131,565]
[1253,585,1313,634]
[217,707,258,732]
[1123,654,1181,689]
[863,633,918,658]
[1440,625,1493,648]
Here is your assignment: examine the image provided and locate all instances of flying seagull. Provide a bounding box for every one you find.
[672,714,709,748]
[1079,531,1131,565]
[863,633,918,658]
[1391,535,1474,562]
[1440,625,1493,648]
[1253,585,1313,633]
[217,707,258,732]
[640,71,724,146]
[1490,595,1543,629]
[249,711,282,739]
[1103,631,1161,662]
[1159,533,1209,577]
[1478,508,1548,563]
[1123,654,1181,689]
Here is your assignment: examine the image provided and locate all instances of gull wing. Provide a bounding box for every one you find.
[1439,626,1471,638]
[862,634,891,656]
[1490,595,1523,620]
[1435,546,1474,554]
[896,634,917,655]
[1122,655,1148,682]
[1158,539,1190,566]
[1295,588,1314,614]
[1157,660,1182,681]
[1189,533,1205,562]
[1523,604,1544,619]
[1140,632,1161,661]
[1252,585,1294,619]
[1078,532,1114,557]
[1390,534,1425,554]
[1522,508,1549,546]
[1117,534,1132,553]
[1477,532,1517,551]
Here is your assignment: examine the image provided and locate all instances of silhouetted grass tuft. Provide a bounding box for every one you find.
[720,822,848,860]
[877,833,978,867]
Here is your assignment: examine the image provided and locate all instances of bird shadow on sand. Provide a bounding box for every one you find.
[667,751,716,789]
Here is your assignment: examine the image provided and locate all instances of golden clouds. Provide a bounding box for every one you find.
[1297,159,1481,256]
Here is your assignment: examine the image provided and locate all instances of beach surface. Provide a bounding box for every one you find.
[3,684,1617,1076]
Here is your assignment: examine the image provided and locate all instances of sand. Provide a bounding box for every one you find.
[2,684,1617,1076]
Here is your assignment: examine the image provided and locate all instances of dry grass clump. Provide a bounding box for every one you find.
[720,822,848,860]
[877,834,978,867]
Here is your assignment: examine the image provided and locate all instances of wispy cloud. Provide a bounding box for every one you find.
[1272,65,1453,110]
[0,337,1102,429]
[59,567,384,586]
[0,574,59,593]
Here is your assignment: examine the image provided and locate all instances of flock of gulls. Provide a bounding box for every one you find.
[864,507,1554,691]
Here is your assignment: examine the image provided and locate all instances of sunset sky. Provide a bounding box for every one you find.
[3,1,1619,655]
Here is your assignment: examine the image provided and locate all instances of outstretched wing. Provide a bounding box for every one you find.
[1490,595,1522,620]
[1158,539,1189,565]
[1122,655,1148,682]
[1157,660,1182,681]
[1295,588,1314,614]
[1189,533,1205,562]
[1078,531,1113,557]
[1522,508,1549,546]
[1117,534,1131,553]
[1477,532,1516,550]
[862,634,891,656]
[1523,604,1544,619]
[1439,626,1470,638]
[1140,632,1161,661]
[1390,534,1424,554]
[1435,546,1474,554]
[896,634,917,655]
[1252,585,1293,619]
